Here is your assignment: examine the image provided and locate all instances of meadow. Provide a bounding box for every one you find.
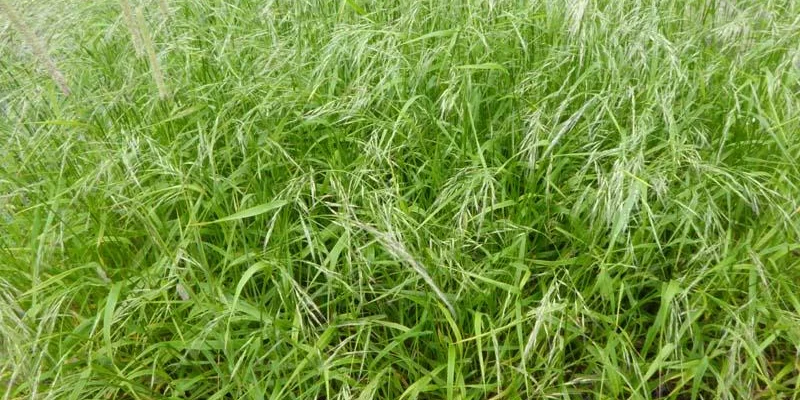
[2,0,800,398]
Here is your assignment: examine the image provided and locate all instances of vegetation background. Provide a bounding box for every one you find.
[2,0,800,398]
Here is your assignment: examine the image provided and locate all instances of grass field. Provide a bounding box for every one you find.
[2,0,800,398]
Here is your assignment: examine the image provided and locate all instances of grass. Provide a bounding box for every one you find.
[1,0,800,398]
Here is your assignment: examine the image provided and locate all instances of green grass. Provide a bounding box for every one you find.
[2,0,800,398]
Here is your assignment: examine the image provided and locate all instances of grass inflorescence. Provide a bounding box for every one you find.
[2,0,800,398]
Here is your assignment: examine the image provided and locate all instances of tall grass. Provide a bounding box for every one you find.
[2,0,800,398]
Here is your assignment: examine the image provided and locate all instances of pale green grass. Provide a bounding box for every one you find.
[2,0,800,398]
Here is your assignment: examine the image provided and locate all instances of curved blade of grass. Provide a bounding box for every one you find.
[193,200,289,226]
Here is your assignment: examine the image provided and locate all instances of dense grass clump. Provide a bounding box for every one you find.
[2,0,800,398]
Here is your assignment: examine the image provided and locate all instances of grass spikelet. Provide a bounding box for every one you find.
[0,0,70,95]
[119,0,143,57]
[135,5,168,99]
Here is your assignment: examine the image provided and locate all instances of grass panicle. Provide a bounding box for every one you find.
[0,0,70,95]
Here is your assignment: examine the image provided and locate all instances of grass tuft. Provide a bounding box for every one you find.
[2,0,800,398]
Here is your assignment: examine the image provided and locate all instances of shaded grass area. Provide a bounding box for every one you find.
[2,0,800,398]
